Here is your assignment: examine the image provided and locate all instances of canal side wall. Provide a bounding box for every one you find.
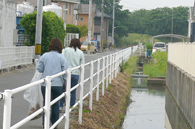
[166,62,195,129]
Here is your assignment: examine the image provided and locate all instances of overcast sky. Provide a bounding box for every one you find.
[119,0,194,12]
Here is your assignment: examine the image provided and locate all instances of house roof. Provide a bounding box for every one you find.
[78,4,96,14]
[95,9,112,19]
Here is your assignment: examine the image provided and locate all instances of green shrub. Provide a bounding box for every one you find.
[20,11,65,54]
[79,24,88,38]
[145,42,153,52]
[66,24,81,38]
[143,51,168,78]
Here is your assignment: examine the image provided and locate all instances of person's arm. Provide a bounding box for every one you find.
[61,56,69,80]
[80,52,85,65]
[36,56,44,73]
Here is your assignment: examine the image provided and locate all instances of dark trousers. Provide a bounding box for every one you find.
[41,86,62,125]
[70,74,79,107]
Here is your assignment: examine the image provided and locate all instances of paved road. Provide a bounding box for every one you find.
[0,50,117,129]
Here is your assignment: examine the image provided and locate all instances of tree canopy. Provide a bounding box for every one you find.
[20,11,65,54]
[81,0,189,47]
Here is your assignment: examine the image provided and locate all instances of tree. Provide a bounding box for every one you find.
[20,11,65,54]
[81,0,130,46]
[79,25,88,38]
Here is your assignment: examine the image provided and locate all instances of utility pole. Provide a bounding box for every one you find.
[88,0,92,54]
[35,0,43,59]
[100,0,104,52]
[112,0,115,49]
[171,8,173,42]
[44,0,47,6]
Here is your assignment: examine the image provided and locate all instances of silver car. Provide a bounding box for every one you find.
[152,42,166,53]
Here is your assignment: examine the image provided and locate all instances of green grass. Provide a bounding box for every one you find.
[123,56,138,75]
[143,51,168,78]
[119,33,161,48]
[82,109,91,113]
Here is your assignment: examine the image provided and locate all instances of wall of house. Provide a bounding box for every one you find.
[57,2,77,25]
[0,0,17,47]
[94,17,110,43]
[78,14,95,42]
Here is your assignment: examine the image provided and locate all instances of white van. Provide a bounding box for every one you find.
[152,42,166,53]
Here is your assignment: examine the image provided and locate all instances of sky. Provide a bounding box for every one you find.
[119,0,194,12]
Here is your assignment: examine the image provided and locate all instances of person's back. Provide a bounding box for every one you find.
[37,51,67,86]
[62,47,85,75]
[62,38,85,107]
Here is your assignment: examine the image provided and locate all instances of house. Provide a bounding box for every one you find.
[77,4,96,42]
[94,9,112,46]
[17,0,80,25]
[0,0,17,47]
[77,4,111,45]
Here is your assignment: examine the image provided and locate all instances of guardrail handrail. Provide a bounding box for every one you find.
[1,46,138,129]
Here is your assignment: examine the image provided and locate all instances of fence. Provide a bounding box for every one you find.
[0,46,35,70]
[168,43,195,77]
[1,46,138,129]
[64,33,79,47]
[167,42,195,128]
[17,34,30,46]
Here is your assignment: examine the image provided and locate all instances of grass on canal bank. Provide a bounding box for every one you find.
[143,51,168,78]
[68,56,138,129]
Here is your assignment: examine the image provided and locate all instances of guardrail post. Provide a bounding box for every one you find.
[44,76,51,129]
[79,64,85,124]
[109,55,112,84]
[102,57,105,96]
[115,53,117,78]
[106,55,109,88]
[3,90,12,129]
[112,54,114,79]
[89,61,94,111]
[96,58,100,101]
[65,68,71,129]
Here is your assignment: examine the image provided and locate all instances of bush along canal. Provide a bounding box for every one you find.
[122,51,191,129]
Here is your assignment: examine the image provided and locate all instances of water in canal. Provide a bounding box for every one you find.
[122,77,190,129]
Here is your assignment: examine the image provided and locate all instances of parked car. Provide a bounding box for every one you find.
[81,41,97,54]
[152,42,166,53]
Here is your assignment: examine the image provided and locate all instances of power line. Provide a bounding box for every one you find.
[120,0,152,9]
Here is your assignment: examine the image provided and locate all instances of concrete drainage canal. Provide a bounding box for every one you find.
[122,67,191,129]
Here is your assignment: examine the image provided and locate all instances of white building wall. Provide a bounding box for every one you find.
[0,0,17,47]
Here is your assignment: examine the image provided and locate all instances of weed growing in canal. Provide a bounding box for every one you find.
[143,51,168,78]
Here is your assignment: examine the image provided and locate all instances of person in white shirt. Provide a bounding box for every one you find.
[62,38,85,106]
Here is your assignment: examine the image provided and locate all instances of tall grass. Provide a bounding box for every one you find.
[122,56,138,75]
[119,33,161,48]
[143,51,168,78]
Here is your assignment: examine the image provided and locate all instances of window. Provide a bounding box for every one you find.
[154,43,165,47]
[66,3,68,14]
[79,18,83,21]
[94,18,101,25]
[69,3,71,15]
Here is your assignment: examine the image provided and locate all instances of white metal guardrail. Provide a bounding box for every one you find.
[1,46,138,129]
[168,43,195,77]
[0,46,35,70]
